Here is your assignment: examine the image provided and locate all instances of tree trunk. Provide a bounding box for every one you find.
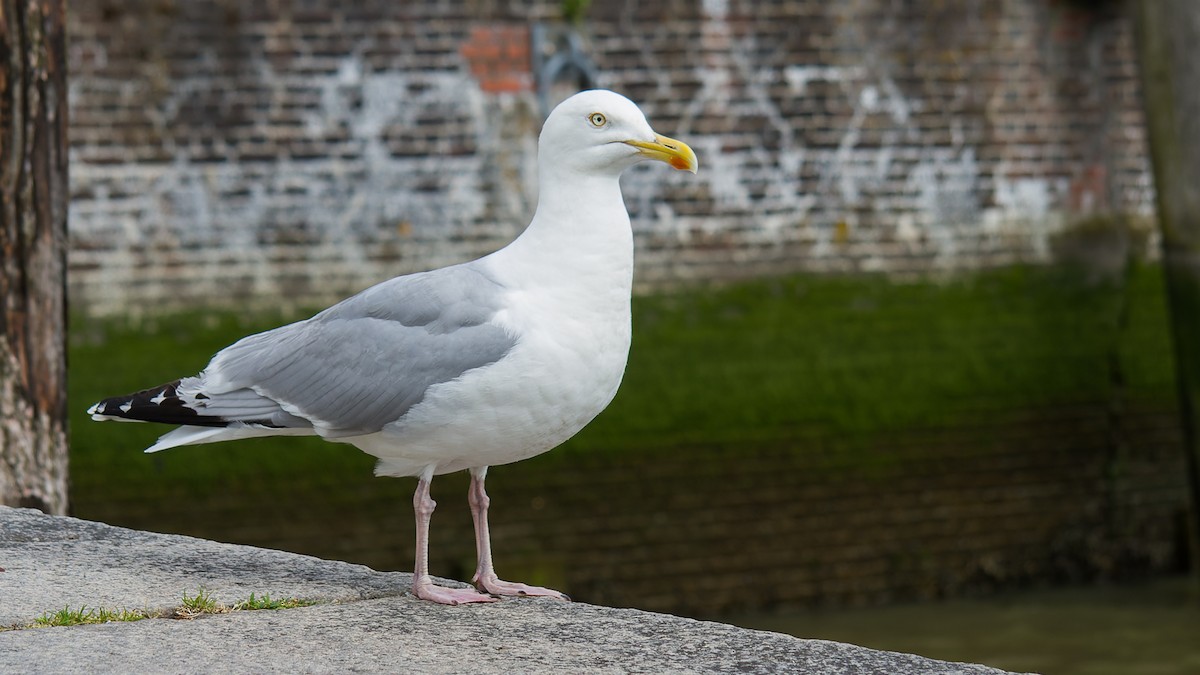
[1134,0,1200,575]
[0,0,68,515]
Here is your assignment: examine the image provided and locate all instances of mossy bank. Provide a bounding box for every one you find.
[68,265,1187,615]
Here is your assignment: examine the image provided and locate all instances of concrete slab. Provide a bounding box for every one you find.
[0,507,1029,674]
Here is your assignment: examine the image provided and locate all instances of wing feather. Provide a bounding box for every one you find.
[89,263,518,443]
[204,264,516,436]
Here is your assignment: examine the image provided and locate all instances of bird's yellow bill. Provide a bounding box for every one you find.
[625,134,698,173]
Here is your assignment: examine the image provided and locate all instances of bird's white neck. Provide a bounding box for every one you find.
[487,168,634,296]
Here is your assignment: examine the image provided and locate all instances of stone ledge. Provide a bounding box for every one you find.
[0,507,1026,674]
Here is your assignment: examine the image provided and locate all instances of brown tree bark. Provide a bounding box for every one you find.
[0,0,68,514]
[1135,0,1200,575]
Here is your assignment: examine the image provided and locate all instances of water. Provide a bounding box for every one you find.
[727,577,1200,674]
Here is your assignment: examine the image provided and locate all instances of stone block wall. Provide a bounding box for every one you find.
[68,0,1156,315]
[73,403,1186,616]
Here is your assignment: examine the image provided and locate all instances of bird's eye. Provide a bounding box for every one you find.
[588,112,607,127]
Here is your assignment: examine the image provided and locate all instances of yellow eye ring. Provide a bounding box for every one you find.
[588,112,607,127]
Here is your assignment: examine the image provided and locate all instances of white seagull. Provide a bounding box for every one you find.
[89,89,698,605]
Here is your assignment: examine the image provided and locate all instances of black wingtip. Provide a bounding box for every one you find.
[89,380,230,428]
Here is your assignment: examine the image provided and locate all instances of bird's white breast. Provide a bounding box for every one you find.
[358,203,635,477]
[359,289,630,476]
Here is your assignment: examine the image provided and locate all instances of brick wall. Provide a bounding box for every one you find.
[67,0,1156,314]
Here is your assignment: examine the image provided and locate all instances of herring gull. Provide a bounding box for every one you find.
[88,89,698,605]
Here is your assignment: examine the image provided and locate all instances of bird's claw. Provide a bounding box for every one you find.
[473,574,570,600]
[413,578,498,605]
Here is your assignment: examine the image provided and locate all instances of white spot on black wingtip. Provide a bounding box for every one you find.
[119,402,132,413]
[91,413,137,423]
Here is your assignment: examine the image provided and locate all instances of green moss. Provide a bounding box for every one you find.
[567,262,1175,454]
[68,264,1177,494]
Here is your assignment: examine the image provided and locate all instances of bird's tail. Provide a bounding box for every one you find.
[143,426,238,453]
[142,424,309,453]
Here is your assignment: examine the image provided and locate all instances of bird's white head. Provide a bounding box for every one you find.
[538,90,698,178]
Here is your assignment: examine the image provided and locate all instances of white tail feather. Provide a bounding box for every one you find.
[145,424,315,453]
[145,426,232,453]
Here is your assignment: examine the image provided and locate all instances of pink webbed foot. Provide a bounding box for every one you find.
[473,573,570,600]
[413,577,498,605]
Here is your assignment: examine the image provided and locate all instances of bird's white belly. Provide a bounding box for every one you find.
[354,302,631,477]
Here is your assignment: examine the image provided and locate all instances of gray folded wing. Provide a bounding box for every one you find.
[204,264,517,436]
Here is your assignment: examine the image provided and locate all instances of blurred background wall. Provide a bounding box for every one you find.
[64,0,1190,621]
[68,0,1153,315]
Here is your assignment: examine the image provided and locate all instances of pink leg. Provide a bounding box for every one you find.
[469,467,569,600]
[411,474,496,605]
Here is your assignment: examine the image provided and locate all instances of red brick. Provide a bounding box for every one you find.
[480,73,532,93]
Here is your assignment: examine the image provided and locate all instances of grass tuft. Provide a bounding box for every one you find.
[231,592,317,611]
[2,589,319,632]
[174,588,317,618]
[174,588,223,619]
[30,605,150,628]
